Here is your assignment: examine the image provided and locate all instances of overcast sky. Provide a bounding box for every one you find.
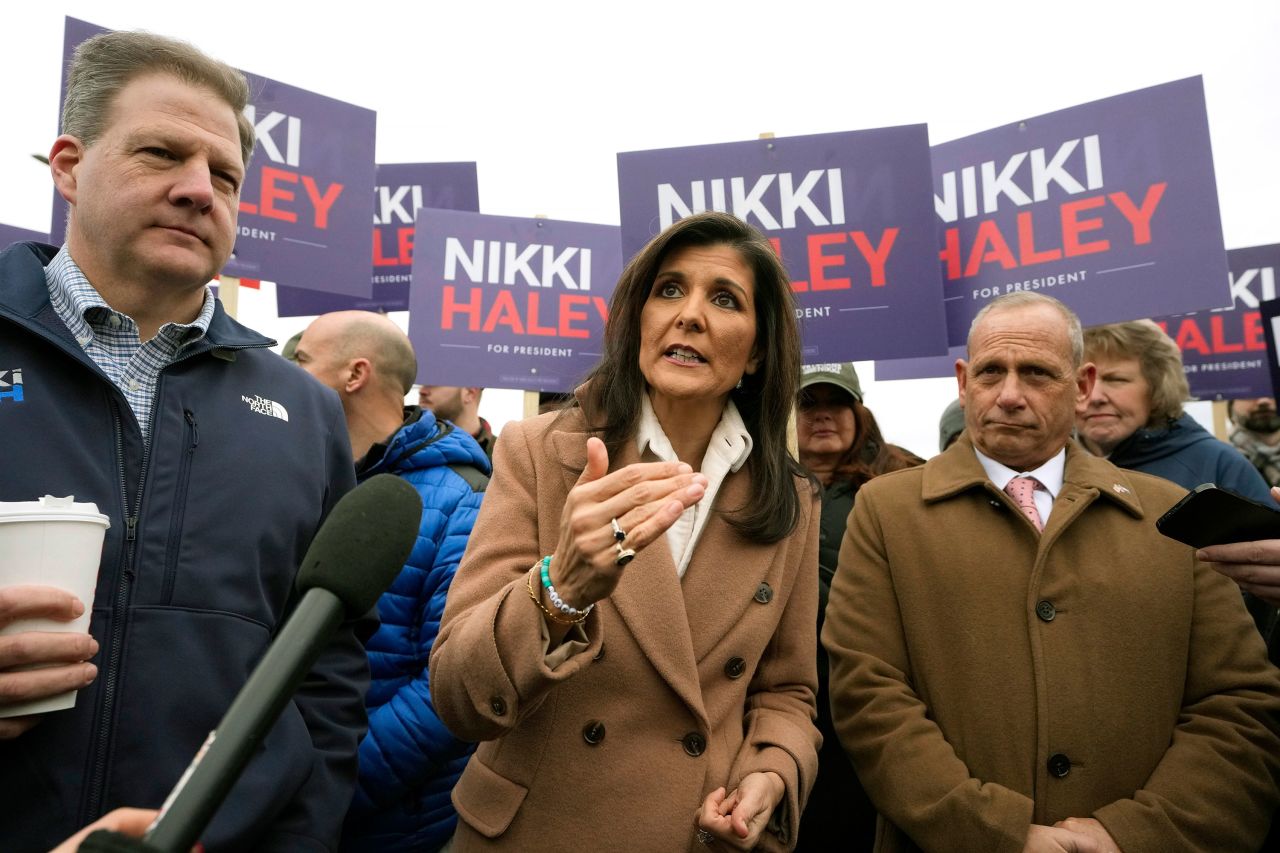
[3,1,1277,453]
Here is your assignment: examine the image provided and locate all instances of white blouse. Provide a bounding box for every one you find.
[636,394,753,577]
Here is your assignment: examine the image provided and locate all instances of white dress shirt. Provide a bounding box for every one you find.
[973,446,1065,525]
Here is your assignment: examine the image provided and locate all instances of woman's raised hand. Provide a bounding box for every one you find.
[550,437,706,608]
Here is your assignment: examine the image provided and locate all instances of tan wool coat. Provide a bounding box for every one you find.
[429,409,822,852]
[823,435,1280,853]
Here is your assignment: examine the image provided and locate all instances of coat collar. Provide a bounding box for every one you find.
[547,407,779,730]
[0,242,273,353]
[923,433,1147,519]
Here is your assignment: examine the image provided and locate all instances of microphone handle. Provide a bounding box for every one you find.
[144,587,345,853]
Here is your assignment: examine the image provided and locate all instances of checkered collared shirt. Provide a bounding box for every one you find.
[44,247,215,443]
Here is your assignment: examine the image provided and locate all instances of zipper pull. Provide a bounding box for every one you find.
[184,410,200,448]
[126,516,138,542]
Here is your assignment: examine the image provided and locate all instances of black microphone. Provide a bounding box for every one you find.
[141,473,422,853]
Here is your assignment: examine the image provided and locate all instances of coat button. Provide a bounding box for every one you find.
[682,731,706,757]
[1035,600,1057,622]
[1047,753,1071,778]
[489,697,507,716]
[724,657,746,679]
[582,720,606,745]
[754,583,773,604]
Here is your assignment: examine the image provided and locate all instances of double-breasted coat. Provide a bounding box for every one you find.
[429,408,822,852]
[823,435,1280,852]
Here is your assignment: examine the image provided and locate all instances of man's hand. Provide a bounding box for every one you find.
[0,585,98,739]
[1051,818,1119,852]
[1023,824,1104,852]
[1193,486,1280,605]
[47,808,157,853]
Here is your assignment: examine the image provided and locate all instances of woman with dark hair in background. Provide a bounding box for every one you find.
[430,212,821,851]
[794,363,923,851]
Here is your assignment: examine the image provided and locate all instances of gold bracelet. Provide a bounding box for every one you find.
[527,567,588,625]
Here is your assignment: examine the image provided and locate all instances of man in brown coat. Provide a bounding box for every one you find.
[824,292,1280,853]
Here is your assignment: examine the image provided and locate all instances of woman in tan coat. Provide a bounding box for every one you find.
[429,212,821,852]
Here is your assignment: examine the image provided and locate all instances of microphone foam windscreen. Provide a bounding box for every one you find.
[296,473,423,616]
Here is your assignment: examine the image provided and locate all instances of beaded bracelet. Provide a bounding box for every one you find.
[526,566,588,625]
[538,555,594,619]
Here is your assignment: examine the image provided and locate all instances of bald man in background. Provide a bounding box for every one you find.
[295,311,490,851]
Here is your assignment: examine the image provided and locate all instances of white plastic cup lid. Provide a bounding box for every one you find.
[0,495,110,527]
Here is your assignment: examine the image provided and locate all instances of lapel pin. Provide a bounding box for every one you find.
[1113,484,1130,494]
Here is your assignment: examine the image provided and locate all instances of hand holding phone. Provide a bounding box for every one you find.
[1156,484,1280,549]
[1184,485,1280,607]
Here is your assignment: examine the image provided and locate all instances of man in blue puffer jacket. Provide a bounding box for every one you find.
[294,310,490,852]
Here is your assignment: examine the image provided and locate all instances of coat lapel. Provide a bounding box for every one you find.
[680,466,778,664]
[549,424,709,729]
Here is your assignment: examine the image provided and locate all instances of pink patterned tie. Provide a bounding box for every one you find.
[1005,476,1044,532]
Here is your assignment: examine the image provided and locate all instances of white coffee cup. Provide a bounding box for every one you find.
[0,495,110,717]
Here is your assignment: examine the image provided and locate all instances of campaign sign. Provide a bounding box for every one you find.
[53,18,376,297]
[1259,298,1280,400]
[874,345,967,381]
[932,76,1229,345]
[617,127,948,362]
[409,211,623,391]
[0,224,48,250]
[276,162,480,315]
[1153,244,1280,400]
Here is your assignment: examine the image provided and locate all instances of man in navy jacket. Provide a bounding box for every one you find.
[0,30,368,852]
[294,311,489,852]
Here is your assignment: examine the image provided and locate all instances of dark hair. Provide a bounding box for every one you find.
[800,392,924,487]
[567,211,809,544]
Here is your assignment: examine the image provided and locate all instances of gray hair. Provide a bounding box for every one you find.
[63,30,255,166]
[968,292,1084,367]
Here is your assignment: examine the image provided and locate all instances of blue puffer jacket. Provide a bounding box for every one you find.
[341,407,490,853]
[1105,413,1273,503]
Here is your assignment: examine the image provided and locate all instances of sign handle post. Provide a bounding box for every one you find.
[219,277,240,320]
[1212,399,1230,441]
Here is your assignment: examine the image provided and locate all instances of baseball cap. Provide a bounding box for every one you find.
[799,362,863,403]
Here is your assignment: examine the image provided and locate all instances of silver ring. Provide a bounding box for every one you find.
[614,543,636,567]
[610,517,626,542]
[696,828,714,845]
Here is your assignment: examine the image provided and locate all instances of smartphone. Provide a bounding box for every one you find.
[1155,483,1280,549]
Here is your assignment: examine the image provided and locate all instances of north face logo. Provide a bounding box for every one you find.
[242,394,289,421]
[0,368,24,403]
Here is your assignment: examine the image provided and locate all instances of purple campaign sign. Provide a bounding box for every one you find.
[276,162,479,316]
[1260,298,1280,400]
[53,18,375,297]
[1152,244,1280,400]
[409,211,623,391]
[617,127,948,362]
[874,345,967,381]
[0,224,48,250]
[933,76,1229,345]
